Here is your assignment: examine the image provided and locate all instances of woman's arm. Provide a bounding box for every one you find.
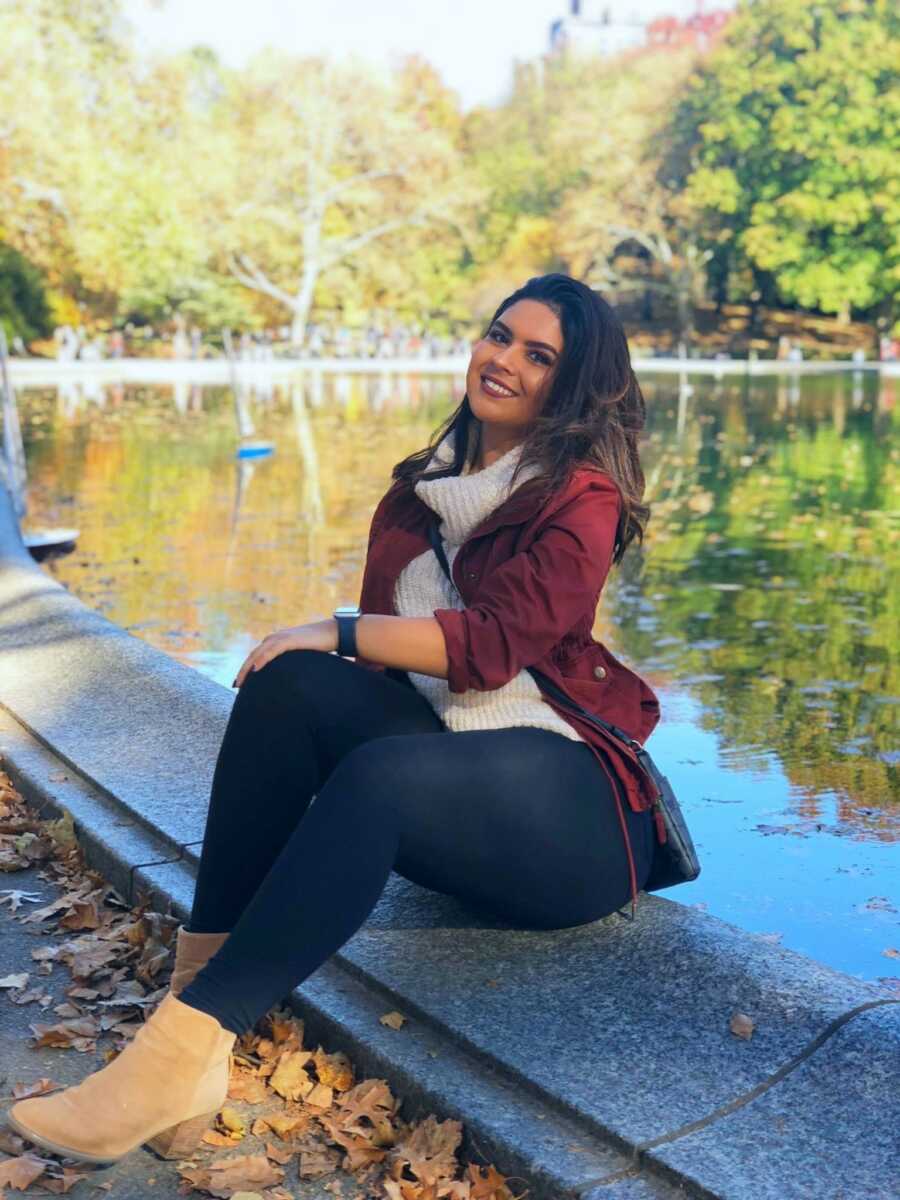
[233,614,449,688]
[354,615,449,679]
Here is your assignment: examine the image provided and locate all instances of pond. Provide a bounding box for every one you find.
[15,367,900,986]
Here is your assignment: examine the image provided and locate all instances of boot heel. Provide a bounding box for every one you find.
[144,1110,218,1159]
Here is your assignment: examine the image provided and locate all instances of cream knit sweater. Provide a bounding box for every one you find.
[392,428,586,744]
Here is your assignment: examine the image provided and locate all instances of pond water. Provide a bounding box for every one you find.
[16,367,900,986]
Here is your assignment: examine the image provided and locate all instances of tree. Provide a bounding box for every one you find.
[667,0,900,327]
[210,54,467,343]
[546,47,707,340]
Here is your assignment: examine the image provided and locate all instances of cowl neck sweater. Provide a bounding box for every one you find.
[392,427,584,743]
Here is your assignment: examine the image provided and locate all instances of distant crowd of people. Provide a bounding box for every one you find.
[17,319,899,365]
[48,318,473,363]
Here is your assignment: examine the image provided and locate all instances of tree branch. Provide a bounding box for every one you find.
[227,253,296,309]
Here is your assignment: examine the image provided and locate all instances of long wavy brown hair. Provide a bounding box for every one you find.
[390,273,650,564]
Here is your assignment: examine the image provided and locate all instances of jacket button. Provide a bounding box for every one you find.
[593,665,607,680]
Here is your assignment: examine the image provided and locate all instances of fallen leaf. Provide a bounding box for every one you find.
[58,899,102,931]
[43,810,77,850]
[730,1011,755,1040]
[269,1051,314,1102]
[0,890,43,913]
[31,1161,92,1193]
[0,1129,27,1155]
[0,973,29,989]
[313,1047,354,1091]
[298,1144,341,1179]
[390,1114,463,1188]
[11,1078,61,1100]
[178,1152,284,1197]
[202,1129,242,1148]
[216,1107,247,1139]
[252,1112,308,1140]
[379,1011,406,1030]
[305,1082,333,1109]
[228,1071,270,1104]
[29,1016,99,1050]
[0,1153,48,1191]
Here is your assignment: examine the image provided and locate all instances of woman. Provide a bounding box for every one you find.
[7,273,660,1165]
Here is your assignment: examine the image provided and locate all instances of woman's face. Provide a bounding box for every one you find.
[466,299,563,437]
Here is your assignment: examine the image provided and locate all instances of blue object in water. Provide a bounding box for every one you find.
[236,442,275,459]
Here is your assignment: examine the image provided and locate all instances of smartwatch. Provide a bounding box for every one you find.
[333,604,363,658]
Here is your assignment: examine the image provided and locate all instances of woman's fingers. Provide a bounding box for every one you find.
[232,639,271,688]
[232,633,291,688]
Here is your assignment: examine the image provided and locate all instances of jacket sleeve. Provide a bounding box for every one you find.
[433,474,622,693]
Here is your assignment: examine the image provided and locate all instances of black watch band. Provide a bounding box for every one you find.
[333,606,362,657]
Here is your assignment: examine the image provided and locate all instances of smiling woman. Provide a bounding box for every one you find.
[6,274,663,1169]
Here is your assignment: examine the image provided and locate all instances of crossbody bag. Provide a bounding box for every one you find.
[427,519,701,893]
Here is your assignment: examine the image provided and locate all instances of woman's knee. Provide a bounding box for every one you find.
[235,648,335,708]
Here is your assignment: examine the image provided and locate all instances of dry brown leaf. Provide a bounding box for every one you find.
[52,1002,84,1019]
[216,1107,247,1138]
[467,1161,520,1198]
[253,1112,309,1140]
[338,1078,399,1145]
[390,1115,463,1188]
[729,1011,755,1040]
[0,1153,48,1191]
[264,1140,295,1165]
[380,1011,406,1030]
[202,1129,243,1148]
[66,986,99,1000]
[305,1082,333,1109]
[28,1016,99,1051]
[313,1047,354,1091]
[228,1071,271,1104]
[11,1078,60,1100]
[298,1144,341,1179]
[179,1153,285,1198]
[37,1163,96,1194]
[267,1011,303,1047]
[269,1051,315,1102]
[0,1129,27,1156]
[58,899,102,931]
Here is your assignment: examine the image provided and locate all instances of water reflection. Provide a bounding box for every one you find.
[17,368,900,982]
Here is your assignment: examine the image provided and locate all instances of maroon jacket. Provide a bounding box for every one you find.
[355,462,662,852]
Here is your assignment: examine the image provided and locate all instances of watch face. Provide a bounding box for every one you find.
[334,606,361,617]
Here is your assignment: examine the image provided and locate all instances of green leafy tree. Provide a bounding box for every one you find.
[0,243,51,342]
[668,0,900,327]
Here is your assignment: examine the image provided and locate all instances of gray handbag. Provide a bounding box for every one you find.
[427,518,700,893]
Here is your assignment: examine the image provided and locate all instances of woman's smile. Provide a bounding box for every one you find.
[480,373,518,399]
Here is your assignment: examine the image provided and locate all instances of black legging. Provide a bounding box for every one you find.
[179,649,653,1036]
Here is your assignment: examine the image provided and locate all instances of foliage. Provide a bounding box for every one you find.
[0,0,896,338]
[0,244,51,342]
[667,0,900,325]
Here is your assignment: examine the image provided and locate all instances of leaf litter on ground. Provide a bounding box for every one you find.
[0,769,526,1199]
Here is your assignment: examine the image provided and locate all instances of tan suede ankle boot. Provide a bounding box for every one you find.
[169,924,230,996]
[7,992,237,1165]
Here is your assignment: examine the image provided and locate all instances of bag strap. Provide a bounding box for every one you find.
[426,519,644,755]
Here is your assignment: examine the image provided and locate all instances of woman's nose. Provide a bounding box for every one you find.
[489,343,517,373]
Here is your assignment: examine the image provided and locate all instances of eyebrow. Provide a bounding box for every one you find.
[492,318,560,358]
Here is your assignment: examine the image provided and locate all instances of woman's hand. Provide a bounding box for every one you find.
[232,618,338,688]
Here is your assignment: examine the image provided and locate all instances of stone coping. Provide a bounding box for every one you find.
[1,483,897,1200]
